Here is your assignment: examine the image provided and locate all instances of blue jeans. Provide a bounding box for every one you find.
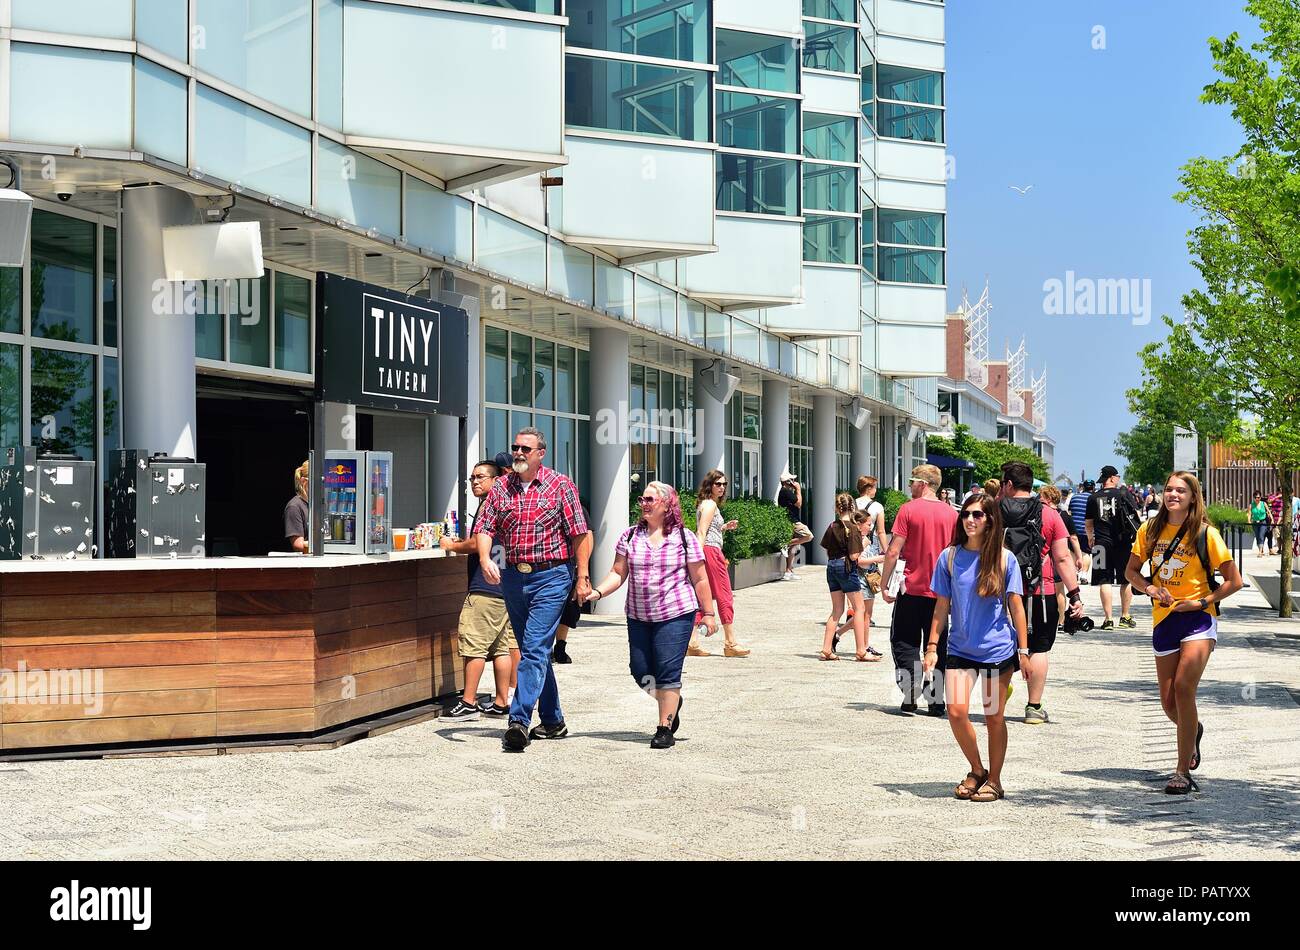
[501,564,574,727]
[627,611,696,692]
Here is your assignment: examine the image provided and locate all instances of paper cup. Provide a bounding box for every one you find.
[393,529,410,552]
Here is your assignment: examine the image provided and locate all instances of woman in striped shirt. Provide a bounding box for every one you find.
[586,482,718,749]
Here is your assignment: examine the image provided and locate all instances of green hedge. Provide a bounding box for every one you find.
[630,491,792,561]
[879,488,909,532]
[1207,503,1249,526]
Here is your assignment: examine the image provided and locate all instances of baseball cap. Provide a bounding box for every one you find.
[1099,465,1119,480]
[493,451,514,472]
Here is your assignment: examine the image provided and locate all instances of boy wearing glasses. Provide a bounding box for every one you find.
[439,454,517,721]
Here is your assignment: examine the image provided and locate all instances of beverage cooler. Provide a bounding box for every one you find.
[0,448,96,560]
[322,451,392,555]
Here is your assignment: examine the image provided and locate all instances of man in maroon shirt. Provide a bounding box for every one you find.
[881,464,958,716]
[476,427,592,752]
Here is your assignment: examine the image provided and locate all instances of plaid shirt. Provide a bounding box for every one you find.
[473,466,588,564]
[616,524,705,622]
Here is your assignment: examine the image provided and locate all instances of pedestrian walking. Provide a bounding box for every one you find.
[687,469,749,657]
[439,455,519,721]
[925,493,1030,802]
[1000,462,1085,725]
[818,493,877,661]
[880,464,959,716]
[1123,471,1243,794]
[586,482,717,749]
[778,470,814,578]
[1267,490,1284,554]
[1086,465,1141,629]
[1039,485,1085,635]
[475,427,592,752]
[1250,491,1270,556]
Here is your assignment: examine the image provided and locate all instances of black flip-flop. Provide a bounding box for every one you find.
[1190,721,1204,771]
[1165,773,1199,795]
[671,697,683,735]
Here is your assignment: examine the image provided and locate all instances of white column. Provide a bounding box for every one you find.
[761,379,790,504]
[589,326,630,616]
[851,410,873,486]
[811,395,838,566]
[429,413,460,523]
[121,186,197,457]
[692,358,726,477]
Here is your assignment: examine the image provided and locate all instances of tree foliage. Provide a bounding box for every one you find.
[1114,421,1176,487]
[1131,0,1300,616]
[926,424,1049,486]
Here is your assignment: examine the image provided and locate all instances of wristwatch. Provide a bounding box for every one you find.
[1017,648,1030,656]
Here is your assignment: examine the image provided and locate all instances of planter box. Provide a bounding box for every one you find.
[728,553,785,591]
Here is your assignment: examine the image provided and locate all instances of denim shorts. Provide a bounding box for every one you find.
[826,558,863,594]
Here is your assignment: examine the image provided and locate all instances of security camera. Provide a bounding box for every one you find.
[56,184,76,202]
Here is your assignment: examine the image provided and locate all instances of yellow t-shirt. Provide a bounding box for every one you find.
[1131,521,1231,626]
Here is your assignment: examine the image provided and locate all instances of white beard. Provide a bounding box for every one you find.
[512,460,528,474]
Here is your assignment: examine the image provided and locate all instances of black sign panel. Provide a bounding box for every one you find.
[316,273,469,417]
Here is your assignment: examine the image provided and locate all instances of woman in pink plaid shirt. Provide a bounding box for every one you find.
[586,482,717,749]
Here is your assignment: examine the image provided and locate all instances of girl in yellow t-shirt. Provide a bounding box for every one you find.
[1124,471,1243,796]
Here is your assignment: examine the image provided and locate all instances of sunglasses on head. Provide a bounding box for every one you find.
[961,510,987,521]
[511,444,538,454]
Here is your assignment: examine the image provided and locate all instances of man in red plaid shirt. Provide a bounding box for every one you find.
[476,426,592,752]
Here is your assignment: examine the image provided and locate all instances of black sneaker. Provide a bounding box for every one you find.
[900,702,919,715]
[650,726,675,749]
[502,723,530,752]
[1100,619,1116,630]
[478,701,510,717]
[1119,616,1137,629]
[552,643,572,664]
[927,704,947,718]
[438,699,480,722]
[528,720,569,740]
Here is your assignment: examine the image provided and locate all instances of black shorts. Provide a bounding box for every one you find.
[1026,594,1059,653]
[946,652,1018,674]
[1090,542,1131,586]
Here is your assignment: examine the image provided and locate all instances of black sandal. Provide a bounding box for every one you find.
[1165,772,1199,795]
[1190,721,1204,771]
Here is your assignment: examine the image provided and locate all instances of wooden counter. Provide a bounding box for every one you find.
[0,553,467,751]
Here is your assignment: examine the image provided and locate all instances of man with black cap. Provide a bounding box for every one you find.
[1086,465,1141,629]
[439,452,517,721]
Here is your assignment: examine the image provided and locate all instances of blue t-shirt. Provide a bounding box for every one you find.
[1068,492,1090,538]
[930,546,1024,664]
[466,513,505,598]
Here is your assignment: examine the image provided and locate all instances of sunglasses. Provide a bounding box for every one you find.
[961,510,987,521]
[638,495,659,505]
[510,444,539,454]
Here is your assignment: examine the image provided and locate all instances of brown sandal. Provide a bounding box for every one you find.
[856,652,882,662]
[970,780,1004,802]
[955,770,988,800]
[818,651,841,661]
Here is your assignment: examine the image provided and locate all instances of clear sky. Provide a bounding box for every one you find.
[944,0,1261,483]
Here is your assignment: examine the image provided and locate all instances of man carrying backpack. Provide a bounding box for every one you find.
[1086,465,1142,629]
[999,462,1085,725]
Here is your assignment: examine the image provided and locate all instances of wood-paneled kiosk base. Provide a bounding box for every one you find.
[0,555,467,752]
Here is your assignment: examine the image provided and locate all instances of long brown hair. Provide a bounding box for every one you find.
[698,469,726,500]
[1142,470,1208,562]
[951,494,1006,598]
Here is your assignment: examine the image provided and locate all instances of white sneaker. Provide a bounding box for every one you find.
[783,570,796,581]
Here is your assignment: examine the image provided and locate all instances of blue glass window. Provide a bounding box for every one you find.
[567,0,708,62]
[717,92,798,154]
[566,55,710,141]
[718,29,798,93]
[716,154,798,216]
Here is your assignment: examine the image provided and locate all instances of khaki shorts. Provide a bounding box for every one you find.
[457,593,516,660]
[792,521,814,541]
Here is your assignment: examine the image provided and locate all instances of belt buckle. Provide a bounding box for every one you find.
[517,562,533,575]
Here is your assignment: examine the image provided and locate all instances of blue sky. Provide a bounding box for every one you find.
[944,0,1261,482]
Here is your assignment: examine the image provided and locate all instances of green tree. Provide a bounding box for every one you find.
[1135,0,1300,616]
[1114,420,1175,487]
[926,423,1049,486]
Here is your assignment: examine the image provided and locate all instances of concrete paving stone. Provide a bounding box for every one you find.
[0,557,1297,859]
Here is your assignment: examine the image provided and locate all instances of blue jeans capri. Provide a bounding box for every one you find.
[627,610,696,692]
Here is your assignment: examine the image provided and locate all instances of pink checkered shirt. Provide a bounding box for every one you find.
[615,524,705,623]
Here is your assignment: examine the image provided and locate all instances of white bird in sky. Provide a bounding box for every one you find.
[1009,184,1034,196]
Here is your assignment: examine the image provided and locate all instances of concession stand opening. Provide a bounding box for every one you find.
[0,257,476,757]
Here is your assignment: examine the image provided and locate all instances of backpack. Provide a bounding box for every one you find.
[1000,495,1044,594]
[1116,489,1143,546]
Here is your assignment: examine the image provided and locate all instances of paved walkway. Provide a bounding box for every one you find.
[2,560,1298,860]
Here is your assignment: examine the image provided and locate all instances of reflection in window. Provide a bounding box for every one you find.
[511,333,533,408]
[804,215,858,265]
[878,65,944,105]
[717,91,798,154]
[566,0,708,62]
[195,281,224,360]
[566,55,709,141]
[716,154,798,216]
[484,326,509,405]
[103,355,120,455]
[0,267,20,335]
[879,247,944,285]
[802,22,856,73]
[228,275,270,367]
[0,343,20,450]
[718,29,797,93]
[102,226,118,348]
[274,272,311,373]
[535,339,555,411]
[878,101,943,142]
[31,348,95,460]
[803,163,857,213]
[804,113,856,162]
[879,209,944,247]
[31,211,96,344]
[803,0,854,22]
